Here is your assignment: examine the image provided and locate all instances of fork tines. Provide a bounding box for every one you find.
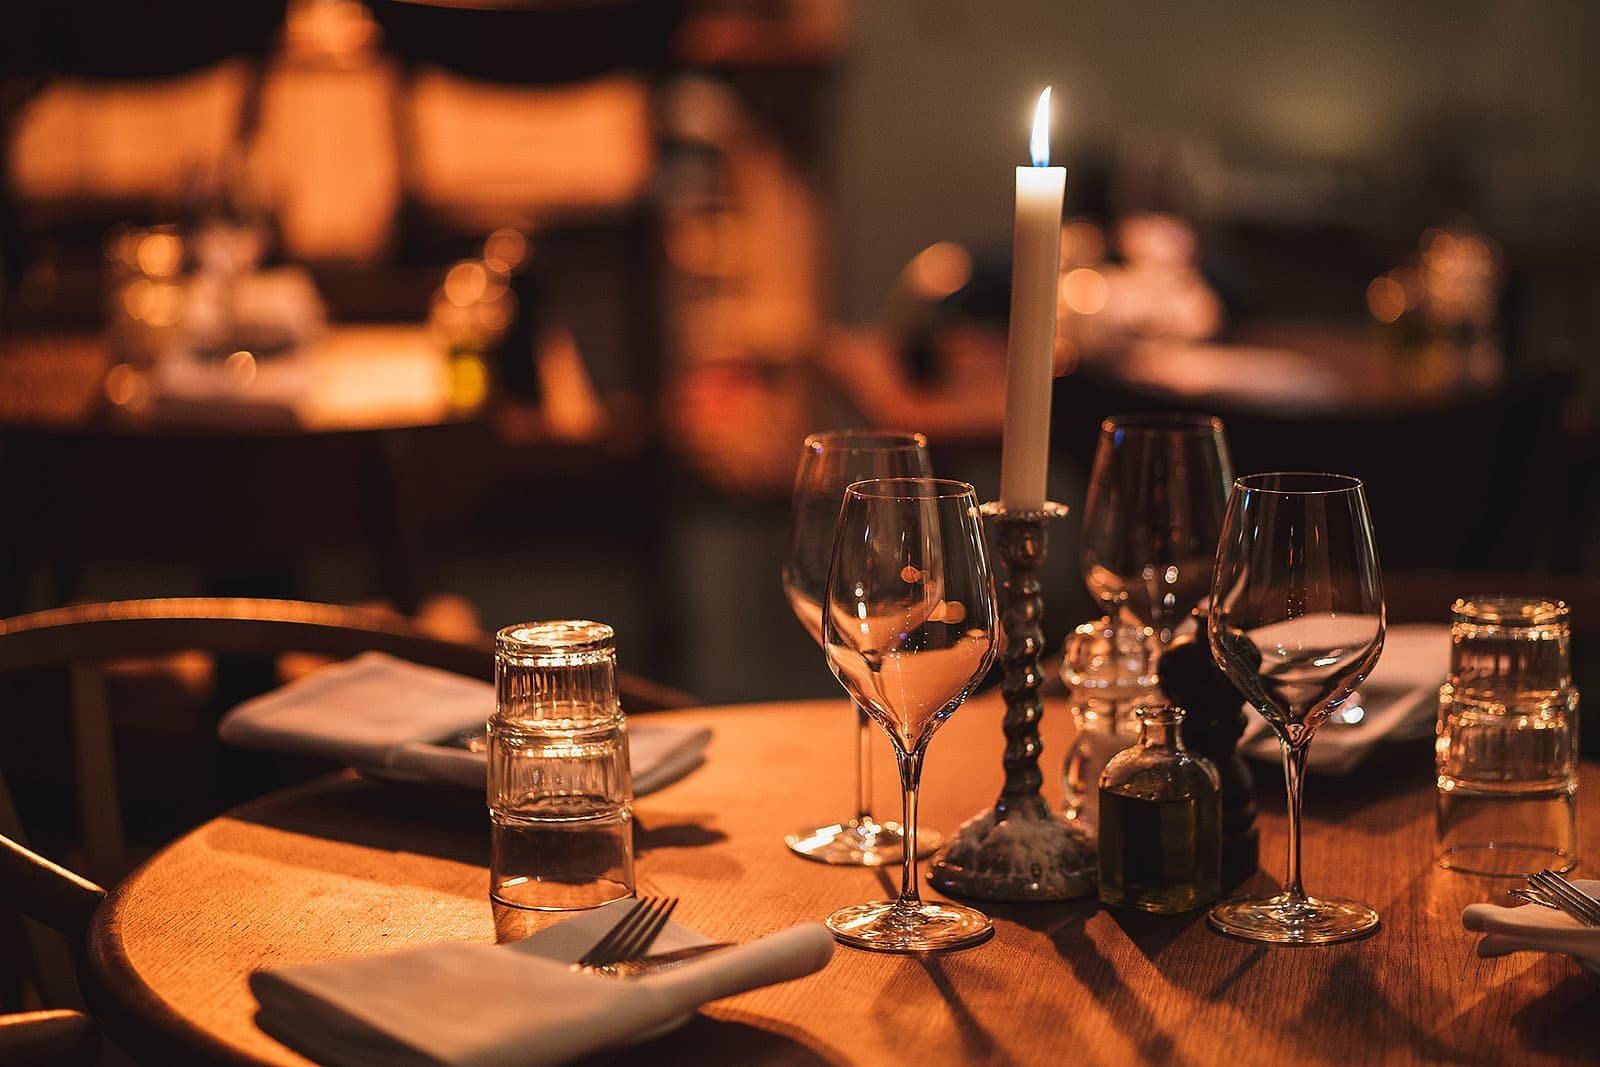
[1527,870,1600,927]
[576,895,681,968]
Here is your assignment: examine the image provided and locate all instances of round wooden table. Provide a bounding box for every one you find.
[87,694,1600,1065]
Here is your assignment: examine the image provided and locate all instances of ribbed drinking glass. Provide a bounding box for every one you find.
[489,620,634,911]
[1436,595,1579,876]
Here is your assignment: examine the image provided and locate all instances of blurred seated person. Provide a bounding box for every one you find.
[659,74,824,497]
[1067,214,1223,360]
[816,214,1224,437]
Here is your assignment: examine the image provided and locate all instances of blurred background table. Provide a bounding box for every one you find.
[0,325,670,629]
[0,326,465,432]
[88,690,1600,1066]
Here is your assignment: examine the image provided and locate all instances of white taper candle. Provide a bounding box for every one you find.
[999,88,1065,512]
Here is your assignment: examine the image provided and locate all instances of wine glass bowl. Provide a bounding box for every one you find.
[822,478,999,952]
[1081,413,1232,653]
[1206,472,1386,945]
[782,430,942,866]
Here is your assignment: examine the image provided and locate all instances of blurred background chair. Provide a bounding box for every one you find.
[0,1007,99,1067]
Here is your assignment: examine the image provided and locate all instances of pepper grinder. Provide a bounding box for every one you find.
[1156,618,1259,889]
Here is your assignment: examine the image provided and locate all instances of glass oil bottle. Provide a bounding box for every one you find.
[1098,705,1221,913]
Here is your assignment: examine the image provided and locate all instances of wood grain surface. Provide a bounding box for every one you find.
[89,692,1600,1066]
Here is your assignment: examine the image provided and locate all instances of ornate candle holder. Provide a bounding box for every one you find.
[928,500,1097,901]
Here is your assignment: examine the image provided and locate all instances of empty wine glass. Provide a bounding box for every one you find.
[1081,413,1232,675]
[822,478,999,952]
[1207,473,1386,944]
[782,430,943,865]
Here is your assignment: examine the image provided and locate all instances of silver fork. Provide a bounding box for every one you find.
[573,896,680,971]
[1507,887,1562,911]
[584,942,735,978]
[1526,871,1600,927]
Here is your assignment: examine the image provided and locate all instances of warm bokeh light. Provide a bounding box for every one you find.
[136,232,183,277]
[483,228,529,274]
[105,226,141,270]
[121,278,150,320]
[225,350,258,386]
[1422,228,1452,260]
[1367,275,1405,323]
[473,298,512,337]
[123,278,183,327]
[1390,266,1422,311]
[906,242,972,301]
[1061,268,1109,315]
[447,354,490,411]
[103,363,148,408]
[443,261,489,307]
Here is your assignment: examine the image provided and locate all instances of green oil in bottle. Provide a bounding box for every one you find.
[1097,705,1222,914]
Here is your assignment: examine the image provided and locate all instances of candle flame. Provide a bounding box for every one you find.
[1030,87,1052,167]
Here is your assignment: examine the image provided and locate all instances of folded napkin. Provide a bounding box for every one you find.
[219,652,711,795]
[1461,881,1600,975]
[251,900,836,1067]
[1241,623,1450,774]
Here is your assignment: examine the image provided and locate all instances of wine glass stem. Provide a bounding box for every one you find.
[894,747,926,905]
[853,699,873,825]
[1281,739,1310,901]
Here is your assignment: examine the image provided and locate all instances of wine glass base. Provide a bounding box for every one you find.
[826,900,994,953]
[1207,892,1380,945]
[784,818,944,867]
[1436,842,1577,878]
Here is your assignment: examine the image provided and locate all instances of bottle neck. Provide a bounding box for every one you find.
[1137,707,1185,751]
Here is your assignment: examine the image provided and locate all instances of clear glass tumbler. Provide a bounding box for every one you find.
[489,620,635,910]
[1436,596,1579,876]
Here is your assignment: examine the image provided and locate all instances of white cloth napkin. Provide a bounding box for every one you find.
[218,652,711,795]
[1240,623,1450,774]
[1461,881,1600,975]
[251,899,836,1067]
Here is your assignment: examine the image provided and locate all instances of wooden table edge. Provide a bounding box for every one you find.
[83,776,365,1066]
[74,705,820,1065]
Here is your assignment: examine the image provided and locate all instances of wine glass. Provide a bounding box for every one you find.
[1081,413,1232,676]
[822,478,999,951]
[1206,472,1386,944]
[781,430,943,865]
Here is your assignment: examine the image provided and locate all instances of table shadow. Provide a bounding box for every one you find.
[1509,972,1600,1060]
[1103,906,1205,958]
[1291,954,1501,1066]
[258,1009,842,1067]
[985,893,1275,1021]
[636,815,728,855]
[620,1012,845,1065]
[233,775,489,867]
[909,955,1011,1066]
[230,778,727,874]
[1031,903,1179,1063]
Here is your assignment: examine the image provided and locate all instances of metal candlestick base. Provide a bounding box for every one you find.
[928,500,1097,901]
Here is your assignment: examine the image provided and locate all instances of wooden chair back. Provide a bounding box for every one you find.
[0,597,694,1009]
